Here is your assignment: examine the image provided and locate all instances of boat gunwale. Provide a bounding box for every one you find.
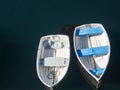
[73,23,111,83]
[36,34,70,87]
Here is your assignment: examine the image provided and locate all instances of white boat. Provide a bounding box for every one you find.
[73,23,110,89]
[36,34,70,88]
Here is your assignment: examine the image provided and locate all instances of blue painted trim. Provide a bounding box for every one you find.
[77,46,109,57]
[39,59,44,65]
[89,68,105,76]
[76,27,103,36]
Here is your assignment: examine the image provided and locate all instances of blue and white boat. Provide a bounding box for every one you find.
[36,35,70,88]
[73,23,110,89]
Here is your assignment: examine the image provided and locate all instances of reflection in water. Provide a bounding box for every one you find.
[60,24,75,37]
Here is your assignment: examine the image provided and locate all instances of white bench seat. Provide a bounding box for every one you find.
[40,57,68,67]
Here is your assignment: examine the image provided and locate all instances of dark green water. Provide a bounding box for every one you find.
[0,0,120,90]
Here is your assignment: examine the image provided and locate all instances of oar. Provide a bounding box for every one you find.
[52,49,57,84]
[93,80,102,90]
[95,87,101,90]
[88,36,97,70]
[50,87,53,90]
[44,86,53,90]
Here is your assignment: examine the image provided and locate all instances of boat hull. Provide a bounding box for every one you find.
[73,23,110,89]
[36,35,70,87]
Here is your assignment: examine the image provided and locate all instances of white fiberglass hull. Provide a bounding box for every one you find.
[36,35,70,87]
[73,23,110,89]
